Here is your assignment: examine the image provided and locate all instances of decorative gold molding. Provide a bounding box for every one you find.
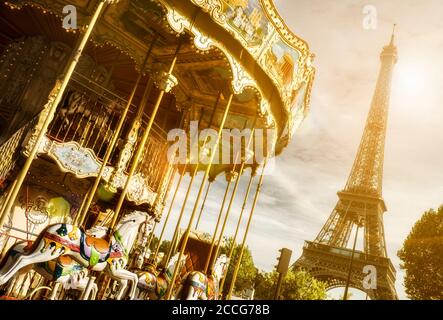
[162,0,315,145]
[126,173,158,206]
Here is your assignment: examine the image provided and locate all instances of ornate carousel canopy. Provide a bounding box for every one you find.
[3,0,315,154]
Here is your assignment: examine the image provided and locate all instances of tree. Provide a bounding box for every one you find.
[398,206,443,300]
[220,238,257,295]
[254,269,327,300]
[147,236,171,257]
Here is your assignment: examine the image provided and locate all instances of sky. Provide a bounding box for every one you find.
[155,0,443,300]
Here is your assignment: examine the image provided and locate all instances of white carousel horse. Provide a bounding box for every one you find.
[136,252,188,300]
[178,254,229,300]
[1,242,98,299]
[0,210,154,300]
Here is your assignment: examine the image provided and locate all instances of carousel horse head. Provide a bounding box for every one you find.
[213,254,229,281]
[165,253,188,280]
[114,210,153,236]
[114,211,154,251]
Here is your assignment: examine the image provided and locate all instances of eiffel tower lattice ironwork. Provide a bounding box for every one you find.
[294,30,399,300]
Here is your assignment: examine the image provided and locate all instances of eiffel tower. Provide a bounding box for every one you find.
[294,30,399,300]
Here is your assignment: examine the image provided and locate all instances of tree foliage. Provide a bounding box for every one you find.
[254,269,327,300]
[398,206,443,300]
[147,236,171,257]
[220,238,257,295]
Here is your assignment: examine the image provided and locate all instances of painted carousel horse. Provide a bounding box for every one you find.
[0,211,154,300]
[178,254,229,300]
[136,252,188,300]
[59,90,122,132]
[2,242,98,299]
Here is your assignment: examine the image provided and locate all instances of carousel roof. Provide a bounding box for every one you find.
[3,0,315,156]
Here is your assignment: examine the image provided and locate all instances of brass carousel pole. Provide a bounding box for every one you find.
[152,163,187,261]
[108,41,182,232]
[0,0,116,228]
[76,38,156,225]
[163,98,219,266]
[150,108,190,259]
[202,173,234,273]
[227,158,268,300]
[194,179,214,229]
[145,222,157,251]
[165,93,234,300]
[219,171,255,293]
[206,127,256,273]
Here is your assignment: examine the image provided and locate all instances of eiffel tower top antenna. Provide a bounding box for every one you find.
[390,24,396,45]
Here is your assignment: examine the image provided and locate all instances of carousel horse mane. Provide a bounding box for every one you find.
[116,211,148,227]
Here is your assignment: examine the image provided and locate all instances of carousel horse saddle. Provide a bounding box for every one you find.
[58,255,76,266]
[85,236,110,253]
[80,233,112,267]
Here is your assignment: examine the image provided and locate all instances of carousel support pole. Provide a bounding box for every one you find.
[219,172,255,293]
[0,180,17,214]
[109,41,182,232]
[165,93,234,300]
[205,126,256,273]
[76,39,156,226]
[227,159,267,300]
[163,98,219,266]
[0,0,115,229]
[74,185,92,225]
[145,222,157,252]
[153,164,187,261]
[0,180,17,247]
[194,179,214,229]
[141,165,178,261]
[97,276,111,300]
[80,276,97,300]
[202,175,233,273]
[48,282,62,300]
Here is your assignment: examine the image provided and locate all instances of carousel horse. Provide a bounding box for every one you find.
[0,210,154,300]
[136,252,188,300]
[59,90,89,130]
[2,242,98,299]
[59,90,123,132]
[178,254,229,300]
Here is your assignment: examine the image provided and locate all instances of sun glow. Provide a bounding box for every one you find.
[394,65,427,98]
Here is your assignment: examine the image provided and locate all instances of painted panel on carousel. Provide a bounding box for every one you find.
[48,141,102,178]
[224,0,269,49]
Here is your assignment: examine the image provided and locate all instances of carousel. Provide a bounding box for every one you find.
[0,0,315,300]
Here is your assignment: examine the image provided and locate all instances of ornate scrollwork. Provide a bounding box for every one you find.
[126,173,158,206]
[154,71,178,93]
[190,0,226,24]
[108,118,142,192]
[48,140,104,178]
[225,170,238,182]
[165,8,188,34]
[19,195,49,225]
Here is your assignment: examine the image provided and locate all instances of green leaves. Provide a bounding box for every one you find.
[254,269,327,300]
[398,206,443,300]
